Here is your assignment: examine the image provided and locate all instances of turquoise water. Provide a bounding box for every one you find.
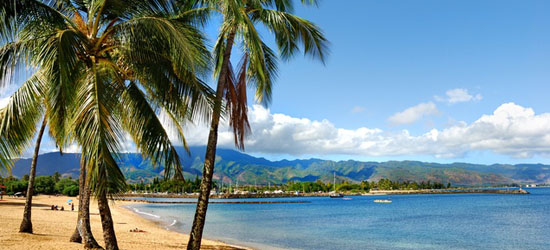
[126,188,550,249]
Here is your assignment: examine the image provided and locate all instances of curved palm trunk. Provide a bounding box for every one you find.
[98,191,118,250]
[70,159,102,249]
[19,117,47,234]
[187,30,236,250]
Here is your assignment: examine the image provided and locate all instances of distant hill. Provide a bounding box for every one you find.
[9,146,550,186]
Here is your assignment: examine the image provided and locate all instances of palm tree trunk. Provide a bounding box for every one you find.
[19,117,46,234]
[70,159,102,249]
[70,161,85,243]
[98,191,118,250]
[187,30,236,250]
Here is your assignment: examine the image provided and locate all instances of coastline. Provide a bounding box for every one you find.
[0,195,246,249]
[119,187,529,200]
[122,202,284,250]
[119,202,254,250]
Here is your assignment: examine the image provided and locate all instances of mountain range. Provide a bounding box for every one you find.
[9,146,550,186]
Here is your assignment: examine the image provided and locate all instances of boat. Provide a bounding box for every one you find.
[374,199,392,203]
[329,172,344,198]
[330,192,344,198]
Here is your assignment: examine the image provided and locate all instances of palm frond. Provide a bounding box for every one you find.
[0,0,67,40]
[0,41,25,88]
[252,8,329,63]
[73,63,126,196]
[240,13,279,105]
[223,54,250,149]
[121,82,183,179]
[0,72,45,172]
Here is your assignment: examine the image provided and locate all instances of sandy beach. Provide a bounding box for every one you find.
[0,195,245,250]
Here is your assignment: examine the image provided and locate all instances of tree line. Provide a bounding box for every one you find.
[128,177,452,194]
[285,179,451,193]
[1,172,79,197]
[129,176,207,194]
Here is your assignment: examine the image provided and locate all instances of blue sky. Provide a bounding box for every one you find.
[210,0,550,164]
[269,0,549,129]
[2,0,550,164]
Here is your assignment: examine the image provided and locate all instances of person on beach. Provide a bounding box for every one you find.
[71,203,74,211]
[61,206,64,211]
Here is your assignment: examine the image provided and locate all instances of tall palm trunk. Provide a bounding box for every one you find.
[98,191,118,250]
[187,30,236,250]
[19,117,46,234]
[70,159,102,249]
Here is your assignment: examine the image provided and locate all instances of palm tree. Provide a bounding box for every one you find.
[0,45,101,246]
[0,70,68,234]
[18,117,47,233]
[69,158,102,248]
[1,1,212,249]
[185,0,328,249]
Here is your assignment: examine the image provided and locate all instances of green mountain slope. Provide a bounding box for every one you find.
[9,146,550,185]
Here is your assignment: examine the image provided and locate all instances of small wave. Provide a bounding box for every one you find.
[133,208,160,218]
[168,219,177,227]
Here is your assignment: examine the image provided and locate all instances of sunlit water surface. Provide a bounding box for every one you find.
[125,188,550,250]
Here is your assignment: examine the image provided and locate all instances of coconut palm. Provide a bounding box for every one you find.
[0,69,68,234]
[18,117,47,234]
[69,158,102,248]
[0,1,212,249]
[185,0,328,249]
[0,71,73,235]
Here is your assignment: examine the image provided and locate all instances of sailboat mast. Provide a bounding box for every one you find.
[333,172,336,192]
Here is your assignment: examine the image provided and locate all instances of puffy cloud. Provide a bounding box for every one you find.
[387,102,438,125]
[183,103,550,159]
[435,88,482,104]
[31,102,550,161]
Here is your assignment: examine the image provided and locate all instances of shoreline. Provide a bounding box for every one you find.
[119,203,253,250]
[119,188,529,200]
[122,203,284,250]
[0,195,247,249]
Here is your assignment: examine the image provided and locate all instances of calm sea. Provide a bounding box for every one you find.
[125,188,550,250]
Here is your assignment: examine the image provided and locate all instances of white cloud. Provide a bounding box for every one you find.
[435,88,482,104]
[0,97,8,109]
[32,102,550,161]
[181,103,550,159]
[351,106,365,113]
[387,102,438,125]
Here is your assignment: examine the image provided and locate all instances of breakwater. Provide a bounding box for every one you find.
[119,188,528,200]
[368,189,529,195]
[114,198,310,204]
[120,193,326,199]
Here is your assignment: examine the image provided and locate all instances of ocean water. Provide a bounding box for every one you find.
[125,188,550,250]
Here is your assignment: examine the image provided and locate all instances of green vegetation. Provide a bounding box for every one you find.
[0,173,79,196]
[128,176,210,194]
[125,177,452,195]
[368,179,449,190]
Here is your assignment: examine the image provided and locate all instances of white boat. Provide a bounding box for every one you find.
[374,199,392,203]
